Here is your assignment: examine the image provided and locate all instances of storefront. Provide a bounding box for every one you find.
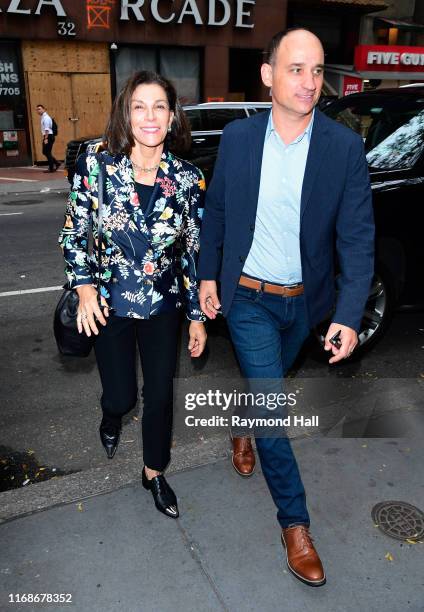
[0,0,286,165]
[0,40,30,165]
[325,44,424,97]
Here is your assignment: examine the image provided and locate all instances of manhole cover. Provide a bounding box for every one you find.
[371,501,424,542]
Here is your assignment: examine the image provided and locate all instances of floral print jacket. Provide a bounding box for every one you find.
[58,149,206,321]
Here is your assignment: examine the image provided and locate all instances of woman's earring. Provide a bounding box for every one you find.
[168,125,172,132]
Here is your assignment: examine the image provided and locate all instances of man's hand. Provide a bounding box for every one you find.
[199,280,221,319]
[324,322,358,364]
[188,321,207,358]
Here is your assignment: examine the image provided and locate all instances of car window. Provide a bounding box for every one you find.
[252,106,270,114]
[184,109,203,131]
[325,95,424,170]
[205,108,247,130]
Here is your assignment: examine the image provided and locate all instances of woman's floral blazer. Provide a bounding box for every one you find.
[58,149,206,321]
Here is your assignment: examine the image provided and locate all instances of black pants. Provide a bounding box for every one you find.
[42,135,58,171]
[94,311,181,471]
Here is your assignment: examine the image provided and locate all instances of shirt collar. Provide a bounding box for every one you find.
[266,108,315,145]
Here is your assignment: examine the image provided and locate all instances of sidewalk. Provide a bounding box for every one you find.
[1,437,422,612]
[0,166,69,195]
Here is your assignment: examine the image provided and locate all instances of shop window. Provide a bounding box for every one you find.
[114,46,200,105]
[115,47,156,93]
[160,48,199,105]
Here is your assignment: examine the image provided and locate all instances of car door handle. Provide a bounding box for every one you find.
[193,138,206,143]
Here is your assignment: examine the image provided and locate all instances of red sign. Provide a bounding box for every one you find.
[342,76,363,96]
[355,45,424,73]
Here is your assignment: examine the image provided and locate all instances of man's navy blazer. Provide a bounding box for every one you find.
[197,108,375,331]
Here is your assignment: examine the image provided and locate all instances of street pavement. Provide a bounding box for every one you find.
[0,180,423,611]
[0,165,68,195]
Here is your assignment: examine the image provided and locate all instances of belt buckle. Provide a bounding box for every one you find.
[259,280,265,293]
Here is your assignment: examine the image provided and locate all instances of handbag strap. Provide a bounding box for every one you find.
[96,153,105,295]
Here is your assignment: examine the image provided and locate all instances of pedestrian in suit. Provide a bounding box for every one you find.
[198,29,374,585]
[59,71,207,519]
[35,104,60,173]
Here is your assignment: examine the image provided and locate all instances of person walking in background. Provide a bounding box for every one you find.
[198,28,374,586]
[59,71,207,519]
[36,104,60,173]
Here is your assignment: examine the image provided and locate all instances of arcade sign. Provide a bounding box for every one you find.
[0,0,256,28]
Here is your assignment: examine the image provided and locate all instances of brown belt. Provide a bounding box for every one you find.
[239,275,304,297]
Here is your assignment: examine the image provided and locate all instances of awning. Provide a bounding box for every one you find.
[375,17,424,32]
[290,0,388,10]
[315,0,388,8]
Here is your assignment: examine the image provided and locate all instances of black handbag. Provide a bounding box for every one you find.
[54,155,105,357]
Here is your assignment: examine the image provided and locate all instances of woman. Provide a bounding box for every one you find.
[59,71,207,519]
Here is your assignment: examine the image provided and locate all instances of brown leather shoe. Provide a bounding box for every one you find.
[281,525,326,586]
[231,436,255,476]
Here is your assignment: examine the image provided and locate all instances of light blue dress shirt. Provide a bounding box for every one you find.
[243,109,315,285]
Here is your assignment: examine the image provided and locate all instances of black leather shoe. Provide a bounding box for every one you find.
[99,420,121,459]
[142,467,179,518]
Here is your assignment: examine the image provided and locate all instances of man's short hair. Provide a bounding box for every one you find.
[264,28,316,65]
[36,104,45,109]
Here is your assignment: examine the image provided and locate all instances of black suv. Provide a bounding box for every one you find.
[322,86,424,354]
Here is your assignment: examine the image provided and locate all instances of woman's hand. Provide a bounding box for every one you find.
[188,321,207,358]
[76,285,110,337]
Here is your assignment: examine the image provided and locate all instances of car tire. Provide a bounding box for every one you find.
[351,265,395,358]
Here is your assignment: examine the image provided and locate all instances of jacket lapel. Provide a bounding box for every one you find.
[300,109,331,220]
[144,150,175,224]
[248,110,270,219]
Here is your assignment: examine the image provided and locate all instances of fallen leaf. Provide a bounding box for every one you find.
[132,416,139,421]
[77,503,83,512]
[361,444,367,448]
[385,552,394,561]
[406,539,418,545]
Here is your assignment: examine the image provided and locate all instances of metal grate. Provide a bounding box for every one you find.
[372,501,424,541]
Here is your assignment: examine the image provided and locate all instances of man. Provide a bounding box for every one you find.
[36,104,60,173]
[198,28,374,586]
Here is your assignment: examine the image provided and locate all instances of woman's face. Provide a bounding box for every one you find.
[130,83,174,150]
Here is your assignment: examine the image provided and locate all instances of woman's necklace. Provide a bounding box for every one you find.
[130,159,160,173]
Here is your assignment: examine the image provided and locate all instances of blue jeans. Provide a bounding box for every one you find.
[226,284,310,528]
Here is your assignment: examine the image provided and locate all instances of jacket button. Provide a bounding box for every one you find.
[250,224,254,232]
[239,256,245,263]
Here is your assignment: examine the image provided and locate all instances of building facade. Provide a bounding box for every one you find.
[0,0,287,166]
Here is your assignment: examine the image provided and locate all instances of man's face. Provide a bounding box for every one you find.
[261,31,324,119]
[36,106,45,116]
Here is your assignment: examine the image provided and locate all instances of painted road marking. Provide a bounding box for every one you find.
[0,286,63,297]
[0,212,23,216]
[0,177,37,182]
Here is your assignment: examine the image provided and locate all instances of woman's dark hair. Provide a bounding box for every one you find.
[105,70,191,156]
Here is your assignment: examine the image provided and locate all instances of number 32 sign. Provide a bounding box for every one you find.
[57,21,76,36]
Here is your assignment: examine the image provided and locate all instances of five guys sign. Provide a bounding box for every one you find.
[355,45,424,73]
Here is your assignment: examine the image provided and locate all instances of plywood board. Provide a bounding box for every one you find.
[71,73,111,140]
[26,71,74,162]
[22,41,109,74]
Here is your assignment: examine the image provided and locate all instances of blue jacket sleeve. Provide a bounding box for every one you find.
[332,134,375,331]
[197,130,228,280]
